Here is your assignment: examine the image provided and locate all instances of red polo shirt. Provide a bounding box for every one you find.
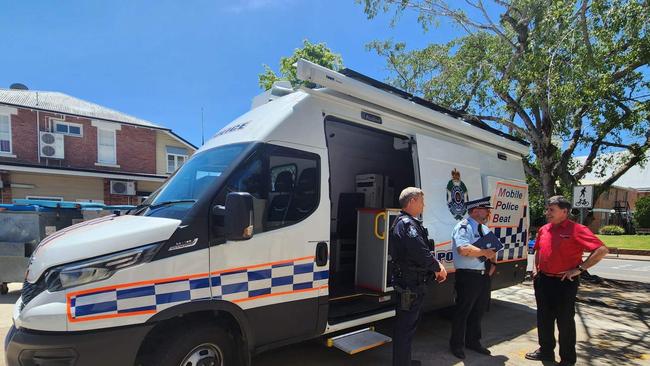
[534,219,604,274]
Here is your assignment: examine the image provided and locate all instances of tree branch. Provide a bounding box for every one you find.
[579,0,594,62]
[495,90,540,140]
[595,134,650,197]
[472,114,528,137]
[573,124,621,181]
[557,105,588,172]
[600,141,635,150]
[523,158,540,179]
[612,60,648,81]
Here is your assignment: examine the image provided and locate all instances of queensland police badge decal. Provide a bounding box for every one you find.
[446,169,469,220]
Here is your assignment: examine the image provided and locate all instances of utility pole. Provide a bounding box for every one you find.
[201,107,205,145]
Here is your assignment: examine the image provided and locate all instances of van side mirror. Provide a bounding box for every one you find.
[224,192,254,240]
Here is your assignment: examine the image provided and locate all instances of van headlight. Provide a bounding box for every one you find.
[44,243,161,292]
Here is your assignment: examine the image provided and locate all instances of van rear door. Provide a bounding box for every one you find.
[414,134,484,257]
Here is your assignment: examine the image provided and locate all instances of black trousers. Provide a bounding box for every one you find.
[534,273,579,364]
[450,270,490,349]
[393,290,425,366]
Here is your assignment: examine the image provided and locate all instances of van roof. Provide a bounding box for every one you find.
[338,68,529,147]
[296,59,530,156]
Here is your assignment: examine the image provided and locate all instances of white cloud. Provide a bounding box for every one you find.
[224,0,296,13]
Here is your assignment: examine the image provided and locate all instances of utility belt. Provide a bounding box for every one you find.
[456,268,488,276]
[392,263,433,286]
[394,285,421,311]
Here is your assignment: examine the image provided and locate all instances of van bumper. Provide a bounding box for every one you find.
[4,323,154,366]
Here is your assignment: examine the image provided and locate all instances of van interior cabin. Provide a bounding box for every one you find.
[325,117,415,324]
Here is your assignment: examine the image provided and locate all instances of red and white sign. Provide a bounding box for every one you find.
[490,182,528,228]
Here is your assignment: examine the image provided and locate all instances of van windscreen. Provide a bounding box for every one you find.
[141,143,249,219]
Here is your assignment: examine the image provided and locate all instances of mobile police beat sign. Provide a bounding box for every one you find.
[490,182,528,227]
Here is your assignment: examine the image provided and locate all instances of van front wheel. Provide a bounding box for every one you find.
[148,324,237,366]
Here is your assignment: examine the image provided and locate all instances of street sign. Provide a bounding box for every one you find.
[573,185,593,208]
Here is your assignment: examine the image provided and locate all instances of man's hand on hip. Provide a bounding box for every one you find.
[560,268,582,281]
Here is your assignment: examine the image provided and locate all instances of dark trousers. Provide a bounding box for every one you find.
[534,273,579,364]
[450,270,490,349]
[393,291,424,366]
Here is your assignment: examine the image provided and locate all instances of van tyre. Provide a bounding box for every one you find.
[148,324,237,366]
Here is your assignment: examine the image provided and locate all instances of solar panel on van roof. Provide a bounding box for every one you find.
[338,68,529,147]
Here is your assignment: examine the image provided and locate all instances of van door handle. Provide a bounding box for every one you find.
[315,242,328,266]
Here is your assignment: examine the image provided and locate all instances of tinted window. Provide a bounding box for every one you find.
[214,144,320,234]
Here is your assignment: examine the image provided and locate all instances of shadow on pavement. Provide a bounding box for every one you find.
[0,289,20,305]
[253,298,537,366]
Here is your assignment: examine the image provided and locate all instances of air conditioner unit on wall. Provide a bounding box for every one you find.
[110,180,136,196]
[39,131,65,159]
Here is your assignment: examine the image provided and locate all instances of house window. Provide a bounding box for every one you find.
[98,128,116,164]
[54,120,83,137]
[166,146,188,173]
[0,114,11,153]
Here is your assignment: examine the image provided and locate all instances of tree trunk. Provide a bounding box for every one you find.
[537,144,557,200]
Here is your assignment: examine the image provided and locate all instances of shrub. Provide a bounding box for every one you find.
[634,196,650,229]
[599,225,625,235]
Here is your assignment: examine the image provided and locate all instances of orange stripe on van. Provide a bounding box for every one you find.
[232,285,329,304]
[435,240,451,248]
[210,256,315,275]
[66,255,320,323]
[68,309,156,323]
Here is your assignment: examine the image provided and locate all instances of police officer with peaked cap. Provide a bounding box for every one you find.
[449,196,497,359]
[390,187,447,366]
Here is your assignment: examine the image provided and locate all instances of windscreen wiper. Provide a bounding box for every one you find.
[128,199,197,215]
[149,199,197,209]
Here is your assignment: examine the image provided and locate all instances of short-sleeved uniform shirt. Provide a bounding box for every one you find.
[534,219,604,274]
[451,217,490,270]
[390,212,440,276]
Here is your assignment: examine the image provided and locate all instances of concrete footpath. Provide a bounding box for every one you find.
[1,279,649,366]
[603,253,650,261]
[254,278,650,366]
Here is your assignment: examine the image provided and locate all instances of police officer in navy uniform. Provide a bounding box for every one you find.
[449,196,497,359]
[390,187,447,366]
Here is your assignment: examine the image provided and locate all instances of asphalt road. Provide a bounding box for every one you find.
[526,254,650,283]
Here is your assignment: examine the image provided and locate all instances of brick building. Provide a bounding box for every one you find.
[0,87,196,205]
[578,152,650,233]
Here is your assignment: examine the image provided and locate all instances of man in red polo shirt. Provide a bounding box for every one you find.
[526,196,609,366]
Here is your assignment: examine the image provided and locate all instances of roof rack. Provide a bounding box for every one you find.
[338,68,528,146]
[296,59,530,154]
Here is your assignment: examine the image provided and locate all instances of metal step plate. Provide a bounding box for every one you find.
[328,328,392,355]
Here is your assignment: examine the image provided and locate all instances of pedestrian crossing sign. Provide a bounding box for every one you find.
[573,185,593,208]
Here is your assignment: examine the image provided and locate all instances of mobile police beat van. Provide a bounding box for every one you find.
[5,59,530,366]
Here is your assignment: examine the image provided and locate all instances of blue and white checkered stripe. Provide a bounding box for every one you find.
[491,206,528,261]
[69,257,328,321]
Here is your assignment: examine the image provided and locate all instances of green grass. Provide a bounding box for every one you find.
[596,235,650,250]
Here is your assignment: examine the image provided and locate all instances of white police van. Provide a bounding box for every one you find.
[5,60,530,366]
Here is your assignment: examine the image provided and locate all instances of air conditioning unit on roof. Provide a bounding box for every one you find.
[39,131,64,159]
[110,180,136,196]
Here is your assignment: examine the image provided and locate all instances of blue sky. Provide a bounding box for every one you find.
[0,0,462,147]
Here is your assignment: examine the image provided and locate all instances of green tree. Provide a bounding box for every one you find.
[635,195,650,228]
[361,0,650,200]
[258,39,343,90]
